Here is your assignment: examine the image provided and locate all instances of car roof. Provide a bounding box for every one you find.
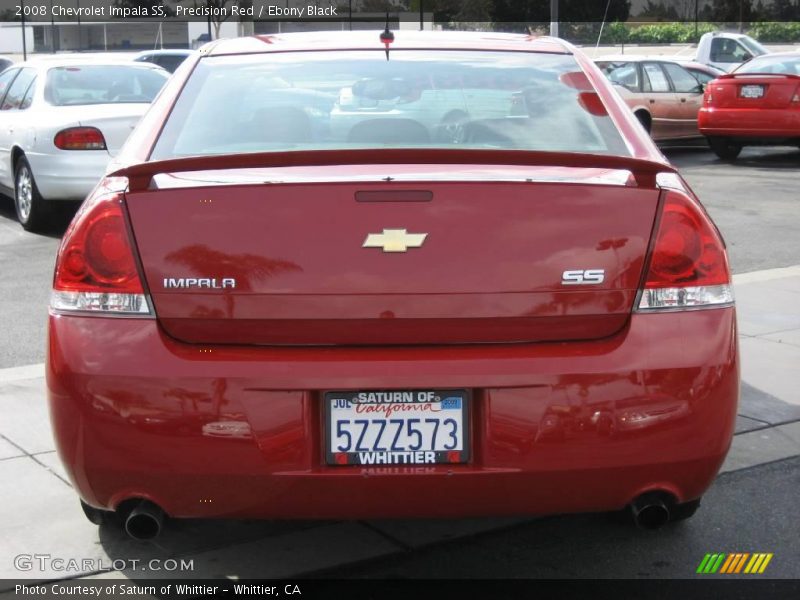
[705,31,751,39]
[136,49,195,57]
[20,52,138,62]
[202,31,572,57]
[595,54,693,63]
[747,50,800,59]
[15,56,167,70]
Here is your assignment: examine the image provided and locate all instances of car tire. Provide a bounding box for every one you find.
[14,156,52,232]
[634,111,651,134]
[707,137,742,161]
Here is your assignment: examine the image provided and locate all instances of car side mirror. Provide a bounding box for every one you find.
[694,83,705,94]
[742,52,753,62]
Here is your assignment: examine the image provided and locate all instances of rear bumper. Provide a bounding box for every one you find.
[698,107,800,140]
[47,308,738,519]
[27,150,110,201]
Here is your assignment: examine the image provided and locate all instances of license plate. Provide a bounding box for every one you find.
[324,390,470,465]
[740,85,764,98]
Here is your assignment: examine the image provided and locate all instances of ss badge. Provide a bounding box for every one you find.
[562,269,605,285]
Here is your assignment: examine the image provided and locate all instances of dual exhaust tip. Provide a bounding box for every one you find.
[124,500,165,541]
[113,493,676,539]
[629,492,672,530]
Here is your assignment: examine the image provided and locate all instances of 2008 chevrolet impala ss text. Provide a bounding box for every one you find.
[46,30,738,540]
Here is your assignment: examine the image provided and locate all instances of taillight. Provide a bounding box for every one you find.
[54,127,107,150]
[637,190,733,311]
[51,178,151,315]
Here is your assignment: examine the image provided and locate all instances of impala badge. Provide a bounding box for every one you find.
[363,229,428,253]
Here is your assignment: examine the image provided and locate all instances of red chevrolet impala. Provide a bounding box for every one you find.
[47,31,738,540]
[699,51,800,159]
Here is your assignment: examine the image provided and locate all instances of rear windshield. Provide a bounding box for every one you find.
[151,50,629,159]
[736,55,800,75]
[46,65,168,106]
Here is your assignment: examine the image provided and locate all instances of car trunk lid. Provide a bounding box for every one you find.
[119,150,668,346]
[709,74,800,109]
[71,103,150,156]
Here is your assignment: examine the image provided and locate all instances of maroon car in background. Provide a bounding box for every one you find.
[47,32,737,540]
[596,56,716,141]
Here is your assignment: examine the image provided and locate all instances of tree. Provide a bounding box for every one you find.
[560,0,631,22]
[768,0,800,20]
[186,0,238,39]
[359,0,410,10]
[637,0,681,20]
[700,0,758,22]
[455,0,493,25]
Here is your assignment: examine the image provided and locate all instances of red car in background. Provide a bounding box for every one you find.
[699,52,800,159]
[47,31,738,540]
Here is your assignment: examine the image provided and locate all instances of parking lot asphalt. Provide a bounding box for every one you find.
[0,146,798,583]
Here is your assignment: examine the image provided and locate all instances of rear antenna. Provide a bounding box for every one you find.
[380,12,394,61]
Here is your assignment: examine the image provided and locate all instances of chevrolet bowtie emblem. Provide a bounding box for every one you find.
[363,229,428,253]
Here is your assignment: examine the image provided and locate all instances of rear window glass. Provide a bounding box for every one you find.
[45,65,168,106]
[736,55,800,75]
[597,61,639,91]
[151,50,629,159]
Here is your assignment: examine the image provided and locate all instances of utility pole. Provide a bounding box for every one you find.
[550,0,559,38]
[77,0,82,52]
[50,0,56,53]
[21,0,27,60]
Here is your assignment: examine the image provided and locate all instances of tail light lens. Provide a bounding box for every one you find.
[637,190,733,311]
[54,127,107,150]
[51,178,151,315]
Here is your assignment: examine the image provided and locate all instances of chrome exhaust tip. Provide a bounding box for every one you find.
[630,493,671,530]
[124,500,165,541]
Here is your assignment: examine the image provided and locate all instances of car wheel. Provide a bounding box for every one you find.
[634,111,651,134]
[14,156,51,232]
[707,137,742,161]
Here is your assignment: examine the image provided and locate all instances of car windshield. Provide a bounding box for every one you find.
[739,37,769,57]
[151,50,630,159]
[45,65,168,106]
[735,55,800,75]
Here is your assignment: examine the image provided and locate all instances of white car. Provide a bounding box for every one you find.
[133,49,195,73]
[694,32,770,73]
[0,58,169,230]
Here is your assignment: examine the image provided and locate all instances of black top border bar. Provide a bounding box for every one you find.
[1,0,799,23]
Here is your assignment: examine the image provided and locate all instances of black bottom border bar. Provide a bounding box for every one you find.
[4,579,800,600]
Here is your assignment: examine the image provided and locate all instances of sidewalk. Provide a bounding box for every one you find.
[1,266,799,584]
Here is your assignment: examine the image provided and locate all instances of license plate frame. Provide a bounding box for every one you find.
[740,84,765,98]
[323,389,471,466]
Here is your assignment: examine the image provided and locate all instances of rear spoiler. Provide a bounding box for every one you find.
[718,73,800,80]
[110,149,677,192]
